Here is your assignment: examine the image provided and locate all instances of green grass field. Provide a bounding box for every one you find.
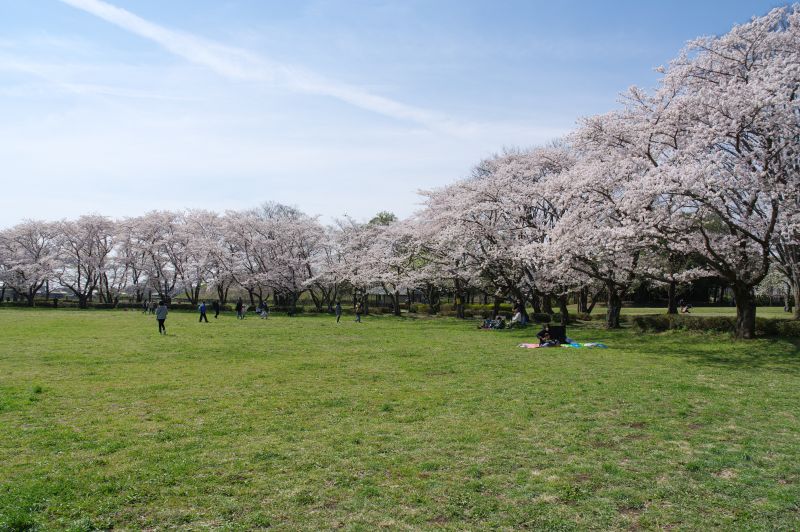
[1,309,798,530]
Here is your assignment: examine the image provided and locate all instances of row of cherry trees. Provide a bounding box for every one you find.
[0,205,331,312]
[0,8,797,338]
[412,7,800,338]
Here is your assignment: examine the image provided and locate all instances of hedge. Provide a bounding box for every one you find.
[632,314,800,337]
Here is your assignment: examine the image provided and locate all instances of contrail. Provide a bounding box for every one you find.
[58,0,462,133]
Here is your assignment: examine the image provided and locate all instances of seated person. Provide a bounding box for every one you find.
[478,314,506,329]
[536,324,560,347]
[680,302,693,313]
[508,310,525,328]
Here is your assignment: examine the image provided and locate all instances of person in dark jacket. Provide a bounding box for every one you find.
[212,300,220,319]
[155,301,168,335]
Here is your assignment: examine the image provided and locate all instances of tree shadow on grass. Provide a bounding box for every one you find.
[641,333,800,374]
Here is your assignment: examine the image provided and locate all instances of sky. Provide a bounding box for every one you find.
[0,0,785,226]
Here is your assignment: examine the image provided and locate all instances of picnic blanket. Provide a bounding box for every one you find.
[518,342,608,349]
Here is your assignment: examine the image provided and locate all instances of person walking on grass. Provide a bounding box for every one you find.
[198,301,208,323]
[235,298,243,320]
[155,300,168,335]
[212,300,220,319]
[354,301,363,323]
[335,301,342,323]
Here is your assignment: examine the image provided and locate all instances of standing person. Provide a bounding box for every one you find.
[335,301,342,323]
[198,301,208,323]
[142,299,149,314]
[149,300,157,314]
[354,301,362,323]
[155,300,168,335]
[212,300,220,319]
[235,299,243,320]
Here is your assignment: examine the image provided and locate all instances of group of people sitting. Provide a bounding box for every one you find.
[479,310,568,347]
[478,306,528,330]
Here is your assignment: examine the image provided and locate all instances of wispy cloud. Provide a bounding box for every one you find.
[58,0,464,133]
[0,53,198,101]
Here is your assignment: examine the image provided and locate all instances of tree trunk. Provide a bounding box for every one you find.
[78,294,89,309]
[454,280,465,319]
[26,290,35,307]
[587,287,603,315]
[606,283,622,329]
[667,281,678,315]
[577,287,588,314]
[542,295,554,315]
[558,294,569,326]
[309,289,322,312]
[530,293,542,314]
[732,284,757,339]
[393,290,401,316]
[493,297,501,317]
[790,277,800,320]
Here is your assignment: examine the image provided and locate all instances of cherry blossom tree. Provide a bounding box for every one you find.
[638,6,800,337]
[53,215,116,308]
[0,220,57,306]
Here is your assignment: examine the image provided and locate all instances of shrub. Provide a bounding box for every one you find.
[632,314,800,337]
[531,313,551,323]
[265,306,305,315]
[462,303,515,314]
[757,318,800,337]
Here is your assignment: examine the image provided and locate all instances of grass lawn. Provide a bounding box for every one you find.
[1,309,798,530]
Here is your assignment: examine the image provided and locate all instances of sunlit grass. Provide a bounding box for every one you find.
[1,309,798,529]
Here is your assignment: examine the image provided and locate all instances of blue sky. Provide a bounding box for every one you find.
[0,0,784,226]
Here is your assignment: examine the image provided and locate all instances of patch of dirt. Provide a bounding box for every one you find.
[628,422,647,429]
[715,469,737,479]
